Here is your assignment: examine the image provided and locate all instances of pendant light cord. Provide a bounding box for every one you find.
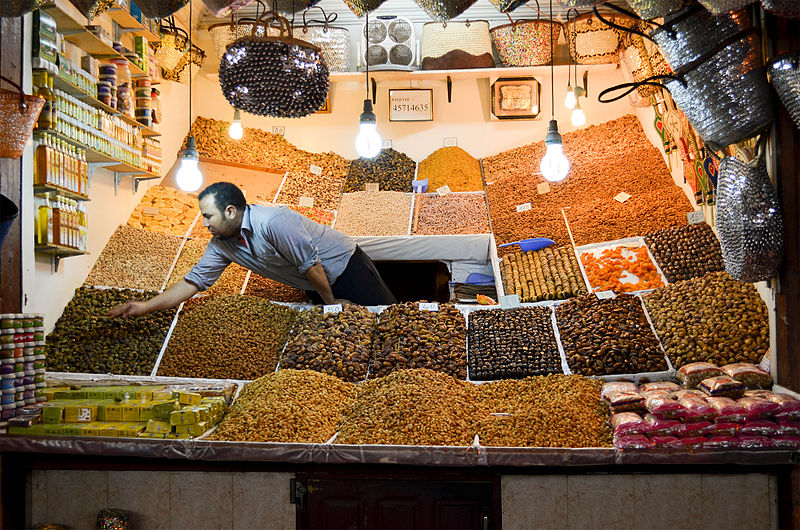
[365,11,370,100]
[188,0,193,135]
[549,0,554,118]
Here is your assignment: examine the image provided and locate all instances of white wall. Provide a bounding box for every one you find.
[196,64,634,161]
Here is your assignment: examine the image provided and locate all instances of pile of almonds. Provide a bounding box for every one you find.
[483,115,692,254]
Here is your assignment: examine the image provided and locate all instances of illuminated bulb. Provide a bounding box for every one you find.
[229,109,243,140]
[540,120,570,182]
[355,99,381,158]
[571,102,586,127]
[564,85,577,110]
[176,136,203,192]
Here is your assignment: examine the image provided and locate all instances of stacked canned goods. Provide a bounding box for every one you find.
[0,314,46,424]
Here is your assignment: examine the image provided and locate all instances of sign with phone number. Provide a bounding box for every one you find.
[389,89,433,122]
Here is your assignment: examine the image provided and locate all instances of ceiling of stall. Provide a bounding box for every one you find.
[191,0,634,27]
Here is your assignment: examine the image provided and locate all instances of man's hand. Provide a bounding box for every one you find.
[331,298,353,306]
[106,301,149,318]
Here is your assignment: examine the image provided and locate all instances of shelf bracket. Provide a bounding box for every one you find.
[113,172,141,196]
[371,77,377,105]
[52,254,62,273]
[134,176,161,193]
[87,162,116,192]
[447,76,452,103]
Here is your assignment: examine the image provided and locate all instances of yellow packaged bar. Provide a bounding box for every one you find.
[174,422,208,437]
[62,423,84,436]
[138,432,166,439]
[170,409,200,426]
[152,390,172,401]
[44,424,67,435]
[64,404,98,423]
[151,400,179,421]
[121,404,140,422]
[41,404,65,424]
[101,403,123,422]
[99,423,119,437]
[146,419,171,434]
[81,423,103,437]
[165,433,193,439]
[138,402,154,422]
[178,391,202,406]
[117,423,146,437]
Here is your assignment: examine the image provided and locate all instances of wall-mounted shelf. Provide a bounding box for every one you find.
[42,1,151,78]
[329,64,619,82]
[106,3,160,42]
[34,184,90,201]
[35,243,88,271]
[45,72,161,137]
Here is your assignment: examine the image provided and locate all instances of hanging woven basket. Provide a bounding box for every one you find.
[67,0,114,19]
[209,19,280,59]
[412,0,478,22]
[135,0,190,20]
[0,0,46,17]
[218,11,329,118]
[768,52,800,128]
[299,7,352,72]
[0,75,45,159]
[202,0,253,17]
[490,8,563,67]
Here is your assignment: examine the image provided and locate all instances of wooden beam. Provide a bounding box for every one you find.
[0,16,24,314]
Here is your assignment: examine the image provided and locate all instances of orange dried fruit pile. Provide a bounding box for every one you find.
[581,245,663,293]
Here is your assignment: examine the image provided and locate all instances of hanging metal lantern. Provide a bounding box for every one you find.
[218,11,329,118]
[769,52,800,128]
[134,0,190,20]
[67,0,115,19]
[151,17,190,71]
[0,0,46,17]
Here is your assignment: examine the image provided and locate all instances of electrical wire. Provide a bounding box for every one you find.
[365,10,370,100]
[549,0,554,117]
[188,0,193,135]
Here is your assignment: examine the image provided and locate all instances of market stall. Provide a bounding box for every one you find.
[0,0,799,527]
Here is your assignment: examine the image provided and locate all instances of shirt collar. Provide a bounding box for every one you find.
[240,204,253,237]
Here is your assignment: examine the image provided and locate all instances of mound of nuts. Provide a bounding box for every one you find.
[84,225,181,291]
[415,193,491,235]
[372,303,467,380]
[127,185,199,237]
[209,369,355,443]
[556,293,667,376]
[158,295,297,380]
[203,263,249,298]
[500,246,587,302]
[46,287,174,375]
[166,239,206,288]
[336,368,483,446]
[644,223,725,283]
[335,192,412,236]
[345,148,416,193]
[281,306,377,382]
[468,307,562,380]
[417,146,483,192]
[643,271,769,368]
[244,273,308,302]
[477,375,613,447]
[483,115,691,254]
[277,164,348,211]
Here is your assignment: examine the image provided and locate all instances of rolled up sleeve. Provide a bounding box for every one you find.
[264,212,321,275]
[183,242,231,291]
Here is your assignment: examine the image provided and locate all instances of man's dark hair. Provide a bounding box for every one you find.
[198,182,246,213]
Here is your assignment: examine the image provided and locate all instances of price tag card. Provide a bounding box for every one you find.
[499,294,521,309]
[309,164,323,176]
[382,140,392,149]
[436,185,452,196]
[687,210,705,224]
[595,290,616,300]
[298,196,314,208]
[78,408,92,422]
[537,182,551,195]
[142,206,160,215]
[365,183,379,193]
[419,302,439,311]
[614,192,632,203]
[323,304,342,314]
[516,202,532,213]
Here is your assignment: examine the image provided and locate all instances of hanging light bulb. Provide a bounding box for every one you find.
[229,109,243,140]
[541,120,570,182]
[571,99,586,127]
[177,136,203,192]
[355,99,381,158]
[564,85,577,110]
